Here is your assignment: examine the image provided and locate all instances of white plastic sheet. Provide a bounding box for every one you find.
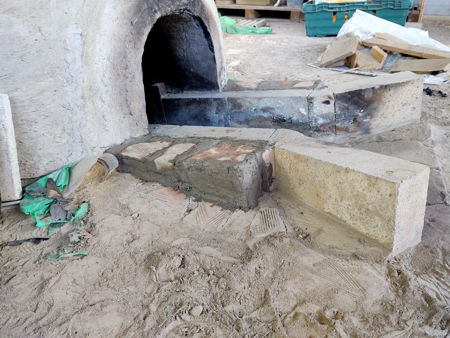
[423,73,449,85]
[338,10,450,52]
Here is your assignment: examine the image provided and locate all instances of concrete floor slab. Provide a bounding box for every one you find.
[156,72,423,138]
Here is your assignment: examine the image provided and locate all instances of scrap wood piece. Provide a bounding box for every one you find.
[319,35,360,67]
[345,52,360,68]
[307,63,378,77]
[356,48,384,71]
[418,0,426,23]
[371,46,387,66]
[390,58,450,73]
[374,32,408,45]
[361,38,450,59]
[239,19,267,27]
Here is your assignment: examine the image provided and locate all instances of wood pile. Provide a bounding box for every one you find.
[319,33,450,74]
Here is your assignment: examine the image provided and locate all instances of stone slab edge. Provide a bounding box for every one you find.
[162,72,421,99]
[0,94,22,202]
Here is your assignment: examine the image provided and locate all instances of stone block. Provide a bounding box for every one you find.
[334,72,423,135]
[275,140,429,255]
[154,143,196,171]
[151,124,277,142]
[0,94,22,201]
[228,95,309,129]
[120,141,171,161]
[177,142,266,210]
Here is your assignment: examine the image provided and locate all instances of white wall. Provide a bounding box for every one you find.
[0,0,225,178]
[424,0,450,15]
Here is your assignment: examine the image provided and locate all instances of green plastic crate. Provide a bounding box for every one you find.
[303,0,413,37]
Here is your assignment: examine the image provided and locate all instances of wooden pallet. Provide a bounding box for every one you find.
[408,0,426,23]
[216,3,303,22]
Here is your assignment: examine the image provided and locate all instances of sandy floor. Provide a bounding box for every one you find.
[1,16,449,337]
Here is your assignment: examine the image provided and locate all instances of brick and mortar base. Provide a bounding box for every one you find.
[110,125,429,256]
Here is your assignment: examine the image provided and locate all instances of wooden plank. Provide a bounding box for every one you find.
[319,36,360,67]
[345,52,360,68]
[252,19,267,27]
[374,33,409,45]
[245,9,260,19]
[236,0,274,5]
[418,0,426,23]
[216,3,303,12]
[238,19,267,27]
[361,38,450,59]
[389,58,450,73]
[290,11,302,22]
[371,46,387,66]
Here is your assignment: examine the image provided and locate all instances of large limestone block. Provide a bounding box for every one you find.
[275,141,429,255]
[0,94,22,201]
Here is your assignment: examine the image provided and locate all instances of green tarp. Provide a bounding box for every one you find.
[20,165,88,230]
[220,15,272,34]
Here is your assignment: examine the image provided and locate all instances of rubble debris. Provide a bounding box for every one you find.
[423,73,449,85]
[45,250,87,261]
[20,165,73,227]
[0,237,49,250]
[319,35,359,67]
[46,178,66,200]
[189,305,203,317]
[49,199,72,222]
[19,155,98,230]
[338,10,450,53]
[45,227,90,260]
[423,87,447,98]
[317,10,450,75]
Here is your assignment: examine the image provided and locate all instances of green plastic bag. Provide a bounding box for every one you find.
[41,203,89,234]
[20,165,88,229]
[220,15,272,35]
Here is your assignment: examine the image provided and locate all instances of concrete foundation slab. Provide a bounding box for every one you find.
[155,72,423,138]
[115,137,270,210]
